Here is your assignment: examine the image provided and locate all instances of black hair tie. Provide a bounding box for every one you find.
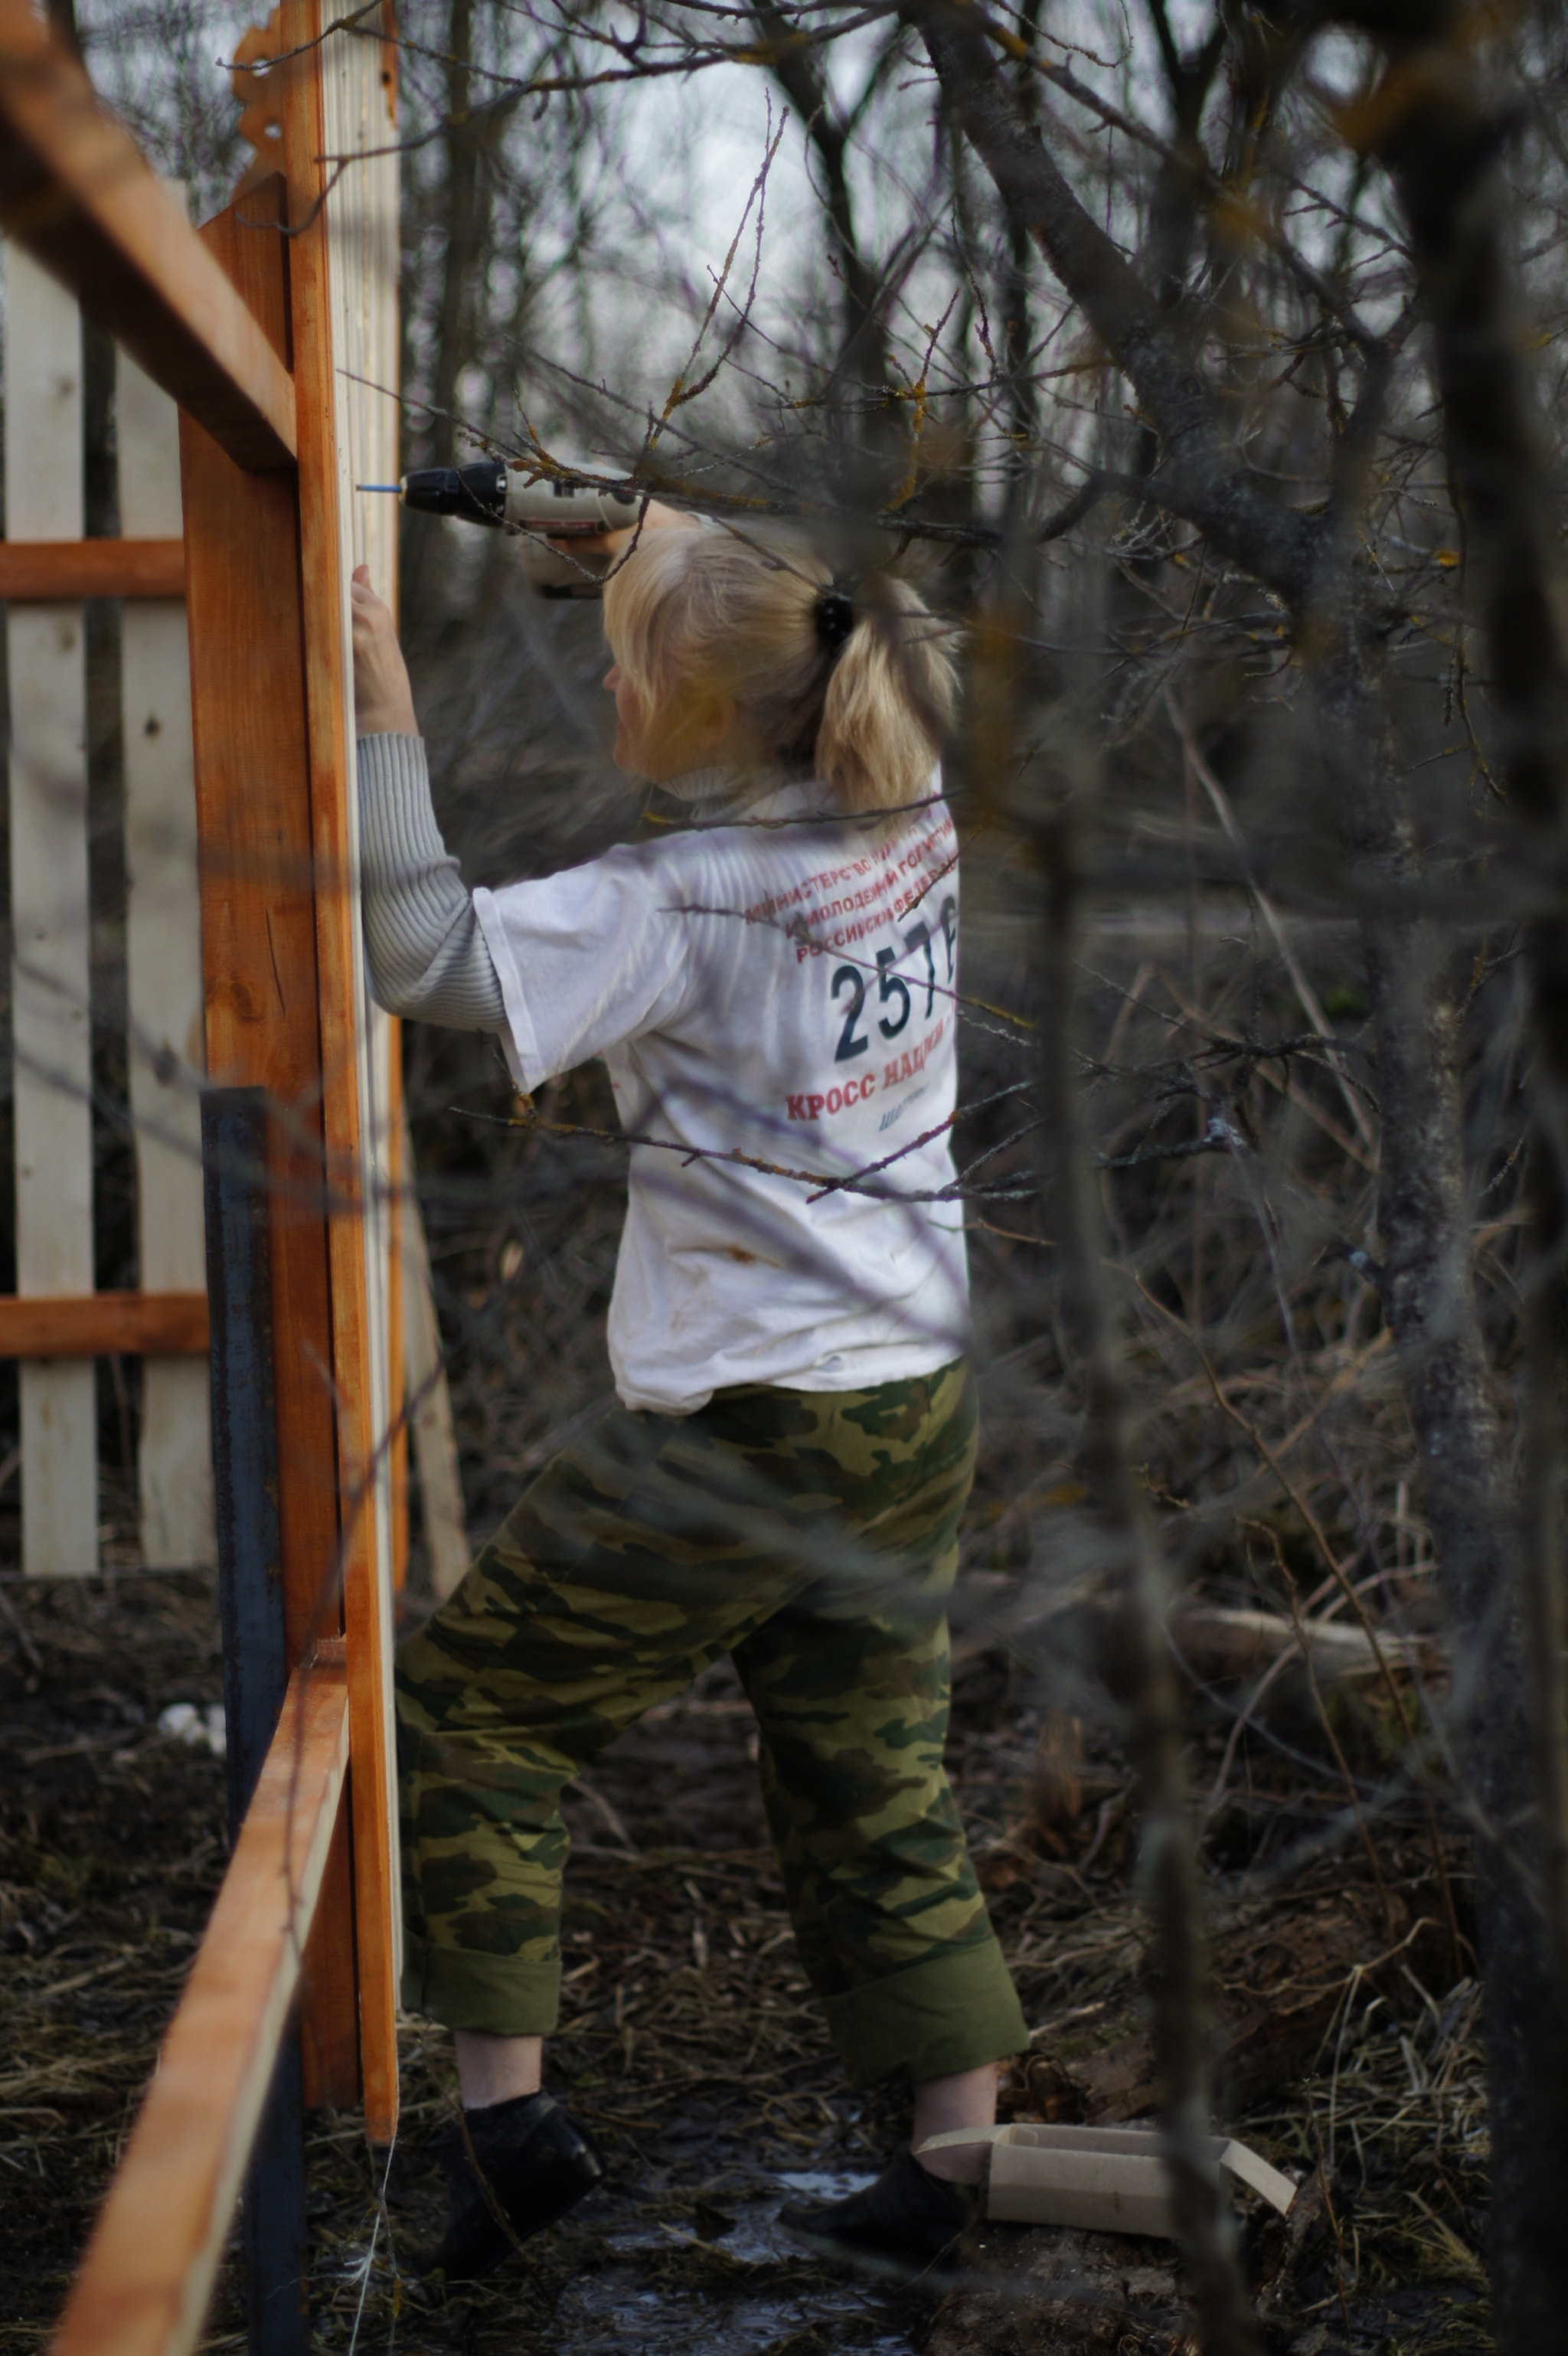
[815,587,856,656]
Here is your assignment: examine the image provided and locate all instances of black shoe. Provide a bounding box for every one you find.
[779,2149,975,2274]
[428,2091,603,2282]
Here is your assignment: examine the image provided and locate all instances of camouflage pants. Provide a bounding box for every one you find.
[395,1359,1027,2086]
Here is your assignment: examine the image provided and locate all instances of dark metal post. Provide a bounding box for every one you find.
[202,1087,310,2356]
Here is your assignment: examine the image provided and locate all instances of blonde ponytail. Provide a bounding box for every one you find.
[813,573,956,810]
[603,524,956,812]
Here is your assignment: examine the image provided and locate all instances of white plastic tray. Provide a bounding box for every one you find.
[916,2122,1297,2236]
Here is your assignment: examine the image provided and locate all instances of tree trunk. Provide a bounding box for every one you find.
[1317,622,1565,2348]
[752,2,897,493]
[430,0,482,472]
[403,0,489,626]
[920,8,1567,2338]
[1033,811,1262,2356]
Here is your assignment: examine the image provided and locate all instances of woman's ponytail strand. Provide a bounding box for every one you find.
[815,574,957,812]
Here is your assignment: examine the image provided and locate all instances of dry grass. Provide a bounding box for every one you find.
[0,1567,1491,2355]
[0,800,1519,2354]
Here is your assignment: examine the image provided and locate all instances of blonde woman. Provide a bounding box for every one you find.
[351,506,1025,2281]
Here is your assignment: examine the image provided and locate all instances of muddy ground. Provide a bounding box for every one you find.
[0,1565,1489,2356]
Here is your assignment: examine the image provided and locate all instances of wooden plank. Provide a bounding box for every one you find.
[181,178,338,1659]
[0,3,296,470]
[0,540,185,598]
[401,1121,472,1600]
[319,0,404,1691]
[47,1663,351,2356]
[0,1291,207,1358]
[5,237,96,1576]
[376,164,405,1600]
[322,56,406,1600]
[121,327,214,1569]
[387,1024,408,1591]
[180,178,361,2106]
[281,0,400,2142]
[297,1789,360,2108]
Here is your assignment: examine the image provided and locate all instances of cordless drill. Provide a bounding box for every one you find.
[361,460,640,597]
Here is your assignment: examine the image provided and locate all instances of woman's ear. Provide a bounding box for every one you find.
[695,691,737,753]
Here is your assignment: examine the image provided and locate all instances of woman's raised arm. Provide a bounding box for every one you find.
[349,570,508,1034]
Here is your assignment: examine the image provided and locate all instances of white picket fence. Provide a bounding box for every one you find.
[4,234,213,1575]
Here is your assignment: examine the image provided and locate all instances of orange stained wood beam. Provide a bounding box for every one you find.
[181,177,361,2109]
[0,540,186,600]
[0,1,296,471]
[47,1662,351,2356]
[281,0,400,2144]
[387,1021,409,1593]
[0,1291,207,1358]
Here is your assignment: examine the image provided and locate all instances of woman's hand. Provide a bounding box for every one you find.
[351,564,418,737]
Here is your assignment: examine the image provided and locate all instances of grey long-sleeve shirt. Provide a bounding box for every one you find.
[355,734,508,1031]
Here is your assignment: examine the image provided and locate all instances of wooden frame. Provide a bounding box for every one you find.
[280,1,401,2123]
[0,540,185,597]
[3,251,214,1567]
[0,1291,207,1358]
[0,6,410,2344]
[0,0,296,469]
[0,178,216,1564]
[179,171,388,2122]
[48,1665,351,2356]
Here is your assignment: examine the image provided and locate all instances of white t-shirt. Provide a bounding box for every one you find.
[473,778,969,1413]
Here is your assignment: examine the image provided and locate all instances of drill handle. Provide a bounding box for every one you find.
[502,473,639,537]
[505,473,642,596]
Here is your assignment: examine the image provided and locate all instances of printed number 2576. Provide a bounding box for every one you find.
[831,900,956,1064]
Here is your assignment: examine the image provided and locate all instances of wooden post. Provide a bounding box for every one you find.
[120,271,215,1568]
[387,1029,408,1590]
[179,179,361,2109]
[279,0,400,2138]
[4,238,97,1575]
